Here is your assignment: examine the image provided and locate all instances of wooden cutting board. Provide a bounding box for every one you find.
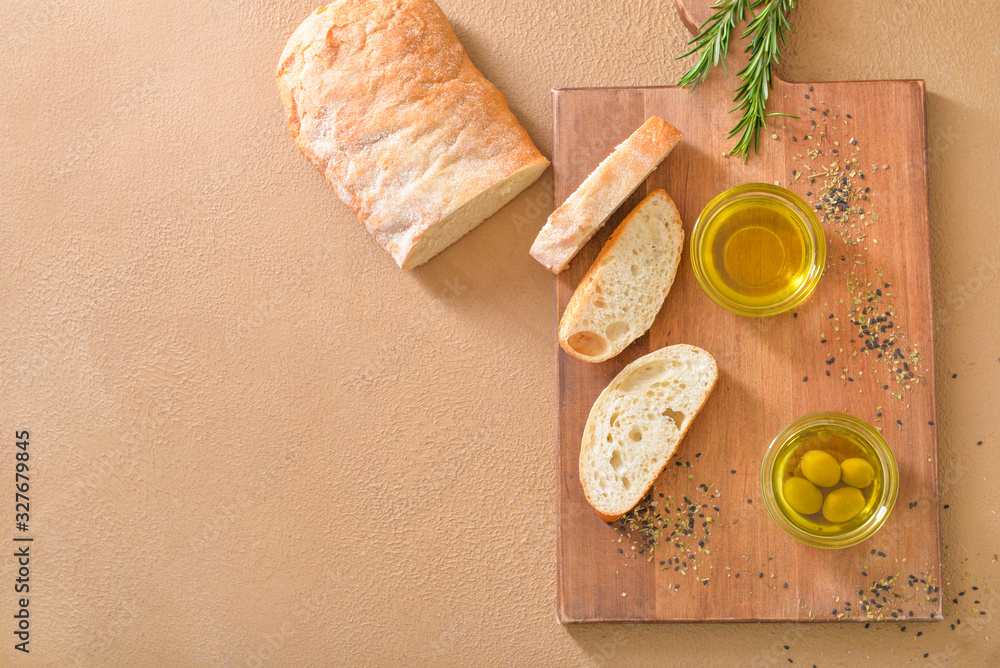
[555,0,940,623]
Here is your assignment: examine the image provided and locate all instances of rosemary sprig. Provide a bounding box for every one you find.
[728,0,795,161]
[677,0,753,90]
[676,0,796,161]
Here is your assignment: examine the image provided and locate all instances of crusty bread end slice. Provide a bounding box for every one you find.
[559,189,683,363]
[530,116,682,273]
[579,345,718,522]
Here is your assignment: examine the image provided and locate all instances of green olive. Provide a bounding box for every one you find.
[782,476,823,515]
[800,450,841,487]
[841,458,876,488]
[822,487,866,523]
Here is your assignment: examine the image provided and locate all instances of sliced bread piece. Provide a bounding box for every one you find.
[559,189,684,363]
[530,116,682,273]
[579,345,718,521]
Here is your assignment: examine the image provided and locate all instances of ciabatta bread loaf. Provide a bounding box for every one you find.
[559,190,684,363]
[277,0,550,269]
[580,345,717,521]
[530,117,681,273]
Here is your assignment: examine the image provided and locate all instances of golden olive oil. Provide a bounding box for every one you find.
[699,195,813,309]
[772,425,886,536]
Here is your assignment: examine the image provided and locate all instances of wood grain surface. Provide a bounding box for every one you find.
[554,76,940,622]
[673,0,717,34]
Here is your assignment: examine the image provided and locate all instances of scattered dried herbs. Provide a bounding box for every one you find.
[789,100,925,400]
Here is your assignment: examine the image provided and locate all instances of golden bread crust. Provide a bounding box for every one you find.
[277,0,549,268]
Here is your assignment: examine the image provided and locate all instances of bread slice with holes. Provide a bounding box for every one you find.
[529,116,681,273]
[559,189,683,363]
[580,345,718,522]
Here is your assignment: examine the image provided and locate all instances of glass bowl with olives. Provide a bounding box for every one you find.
[761,412,899,548]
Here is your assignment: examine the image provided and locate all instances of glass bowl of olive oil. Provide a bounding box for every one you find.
[761,412,898,548]
[691,183,826,316]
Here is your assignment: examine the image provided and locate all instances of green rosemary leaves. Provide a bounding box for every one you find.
[678,0,796,161]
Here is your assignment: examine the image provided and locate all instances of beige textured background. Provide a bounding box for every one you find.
[1,0,997,665]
